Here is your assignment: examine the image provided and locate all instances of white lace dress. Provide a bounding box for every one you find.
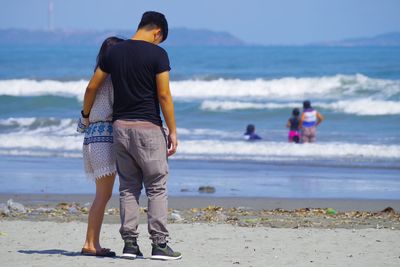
[83,76,116,181]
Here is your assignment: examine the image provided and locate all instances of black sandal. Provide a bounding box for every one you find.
[81,248,116,257]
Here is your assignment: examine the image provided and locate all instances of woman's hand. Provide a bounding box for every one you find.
[76,117,89,133]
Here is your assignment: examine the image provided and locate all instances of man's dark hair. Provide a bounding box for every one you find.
[138,11,168,42]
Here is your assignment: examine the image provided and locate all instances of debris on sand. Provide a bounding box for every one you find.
[198,186,216,194]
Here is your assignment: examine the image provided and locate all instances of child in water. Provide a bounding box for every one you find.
[286,108,301,143]
[243,124,262,141]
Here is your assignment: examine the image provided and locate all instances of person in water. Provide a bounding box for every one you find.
[243,124,262,141]
[286,108,301,143]
[299,100,324,143]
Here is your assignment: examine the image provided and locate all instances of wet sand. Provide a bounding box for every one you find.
[2,193,400,211]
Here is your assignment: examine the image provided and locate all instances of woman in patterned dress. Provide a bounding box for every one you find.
[78,37,123,257]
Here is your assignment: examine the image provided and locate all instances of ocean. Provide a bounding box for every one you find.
[0,44,399,199]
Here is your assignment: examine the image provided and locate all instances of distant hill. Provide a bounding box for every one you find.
[164,28,244,46]
[0,28,245,46]
[314,32,400,47]
[2,28,397,47]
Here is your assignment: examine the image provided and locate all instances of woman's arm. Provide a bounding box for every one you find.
[316,112,324,126]
[82,68,108,117]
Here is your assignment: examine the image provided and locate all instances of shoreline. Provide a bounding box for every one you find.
[2,193,400,212]
[2,193,399,230]
[1,155,400,199]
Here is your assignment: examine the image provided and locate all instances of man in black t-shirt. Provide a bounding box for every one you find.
[82,11,181,260]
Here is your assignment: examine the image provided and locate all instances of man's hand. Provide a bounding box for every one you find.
[167,132,178,156]
[156,71,178,157]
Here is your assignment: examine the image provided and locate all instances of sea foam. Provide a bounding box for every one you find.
[0,74,399,101]
[0,79,87,100]
[177,140,400,160]
[201,98,400,115]
[1,129,399,161]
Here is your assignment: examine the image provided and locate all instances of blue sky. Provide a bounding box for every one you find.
[1,0,399,45]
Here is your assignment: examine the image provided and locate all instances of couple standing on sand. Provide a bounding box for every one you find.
[77,11,181,260]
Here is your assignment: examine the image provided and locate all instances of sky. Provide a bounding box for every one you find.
[1,0,400,45]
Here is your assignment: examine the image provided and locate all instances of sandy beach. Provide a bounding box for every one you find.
[1,220,400,267]
[1,2,400,266]
[1,194,400,266]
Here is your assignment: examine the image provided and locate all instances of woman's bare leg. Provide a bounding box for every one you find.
[83,173,116,251]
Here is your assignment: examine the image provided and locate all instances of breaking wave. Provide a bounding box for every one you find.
[1,74,399,101]
[201,99,400,115]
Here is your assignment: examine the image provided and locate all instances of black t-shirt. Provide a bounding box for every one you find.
[99,39,171,125]
[289,117,300,131]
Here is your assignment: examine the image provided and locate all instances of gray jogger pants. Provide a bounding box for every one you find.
[113,120,169,244]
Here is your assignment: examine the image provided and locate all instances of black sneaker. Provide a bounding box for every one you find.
[151,243,182,260]
[121,239,143,259]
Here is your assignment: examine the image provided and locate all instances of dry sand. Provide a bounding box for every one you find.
[1,194,400,266]
[1,220,399,267]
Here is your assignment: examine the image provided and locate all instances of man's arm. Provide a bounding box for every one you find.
[82,68,108,117]
[156,71,177,156]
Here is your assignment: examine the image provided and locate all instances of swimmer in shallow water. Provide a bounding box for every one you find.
[243,124,262,141]
[299,100,324,143]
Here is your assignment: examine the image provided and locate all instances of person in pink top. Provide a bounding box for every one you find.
[286,108,301,143]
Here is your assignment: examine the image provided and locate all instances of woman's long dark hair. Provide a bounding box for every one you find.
[94,36,124,72]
